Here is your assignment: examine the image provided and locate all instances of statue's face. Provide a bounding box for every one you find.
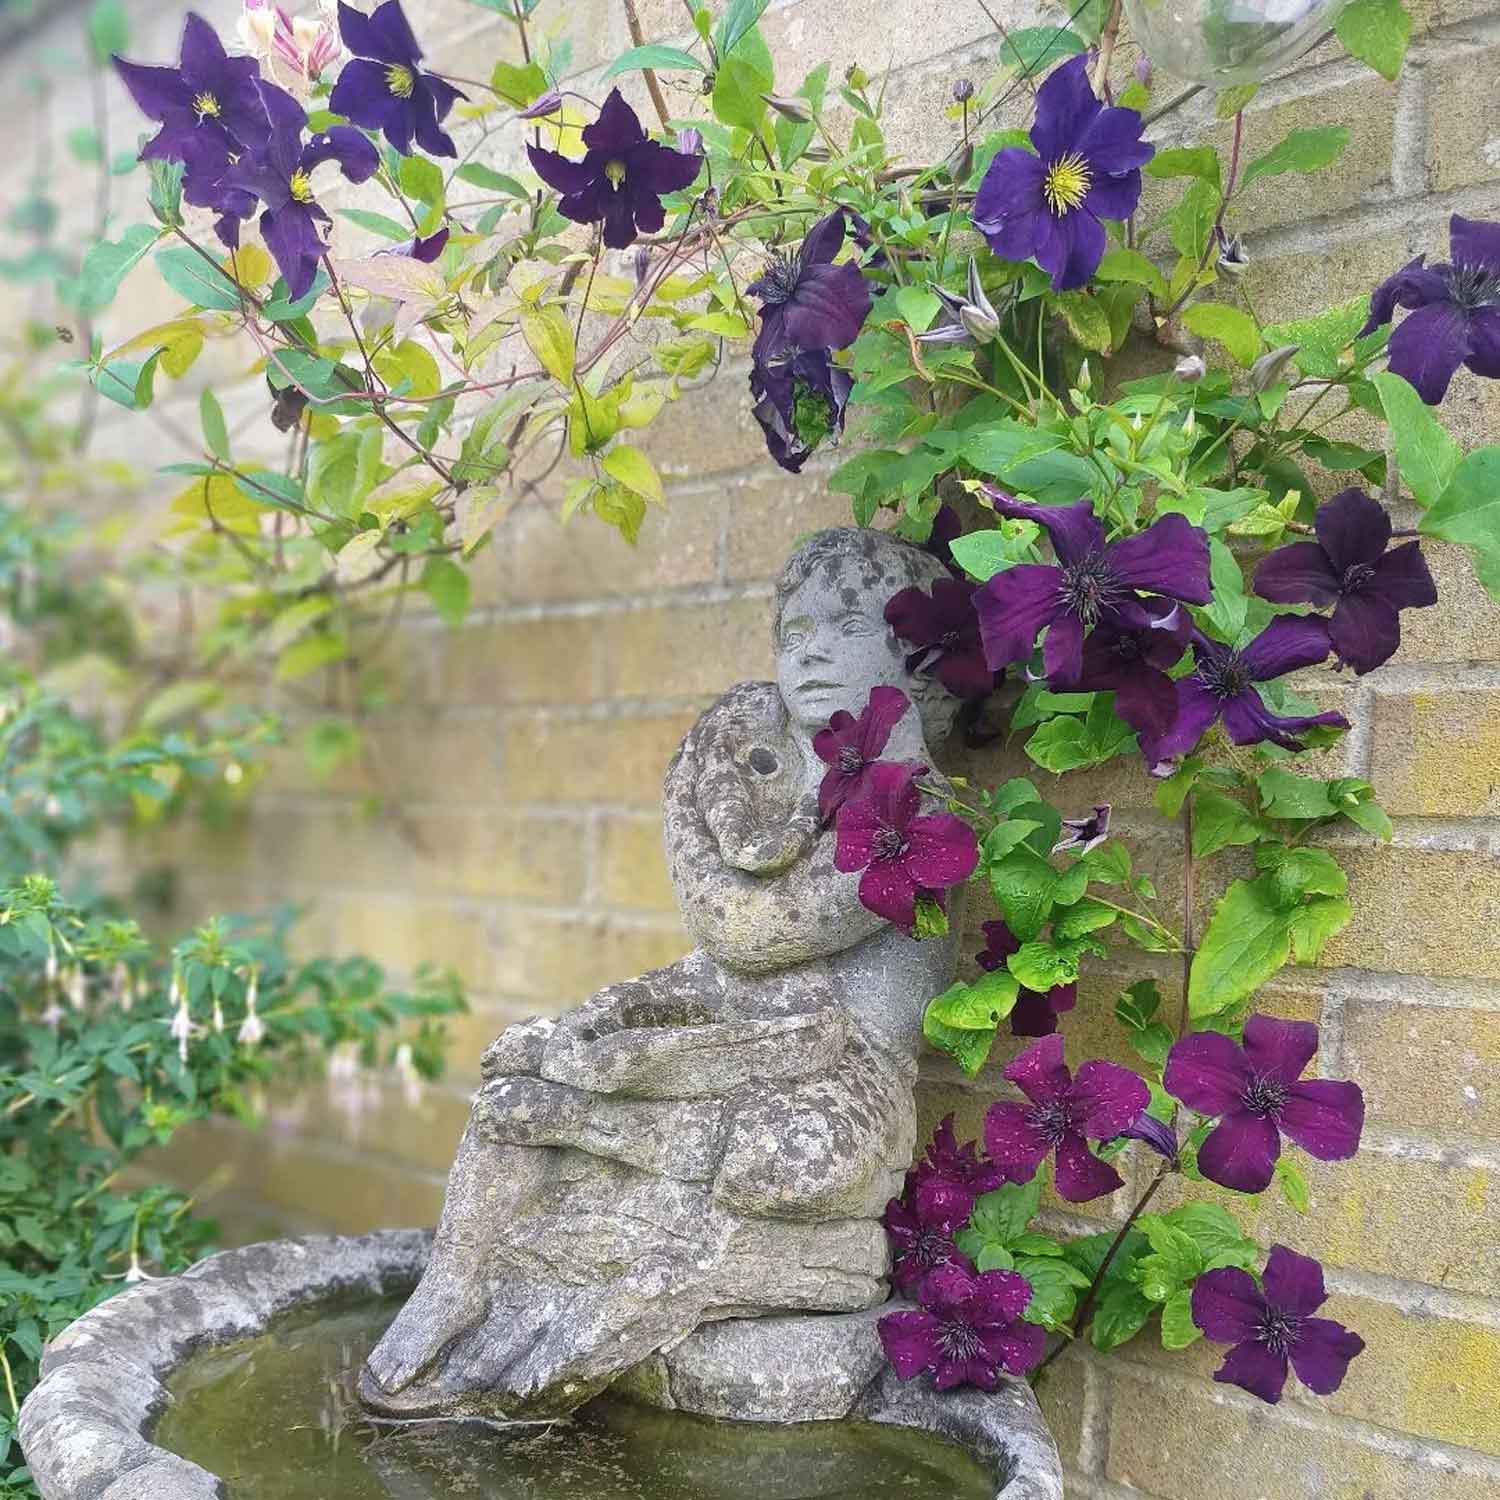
[774,573,911,732]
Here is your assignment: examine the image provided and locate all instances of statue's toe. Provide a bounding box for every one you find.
[364,1277,484,1399]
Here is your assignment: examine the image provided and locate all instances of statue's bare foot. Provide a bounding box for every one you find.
[363,1265,485,1401]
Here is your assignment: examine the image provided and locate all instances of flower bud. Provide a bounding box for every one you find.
[1134,55,1152,86]
[633,245,652,288]
[1216,230,1249,276]
[1250,343,1299,393]
[959,304,1001,343]
[676,127,704,157]
[845,64,869,90]
[762,92,813,123]
[517,90,562,120]
[1174,353,1207,383]
[952,78,975,103]
[1076,358,1092,393]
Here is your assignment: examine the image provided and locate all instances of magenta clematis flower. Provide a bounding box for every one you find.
[879,1263,1046,1389]
[329,1,465,158]
[1253,489,1437,676]
[976,921,1076,1038]
[971,491,1211,683]
[1164,1015,1364,1194]
[1193,1245,1364,1404]
[973,54,1153,291]
[833,762,979,932]
[748,208,874,362]
[812,685,910,825]
[907,1113,1012,1223]
[1141,618,1348,764]
[882,1186,975,1297]
[1358,215,1500,404]
[1069,595,1193,744]
[885,577,993,700]
[526,88,703,250]
[983,1033,1148,1202]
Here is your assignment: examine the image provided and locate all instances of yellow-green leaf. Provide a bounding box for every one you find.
[1182,302,1262,367]
[602,443,664,505]
[520,305,576,383]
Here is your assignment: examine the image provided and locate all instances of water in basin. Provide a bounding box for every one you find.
[154,1295,997,1498]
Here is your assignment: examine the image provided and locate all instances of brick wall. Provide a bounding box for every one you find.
[7,0,1500,1493]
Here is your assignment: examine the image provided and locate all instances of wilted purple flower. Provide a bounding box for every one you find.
[833,762,979,933]
[977,920,1076,1038]
[812,684,910,824]
[953,78,976,104]
[971,490,1211,682]
[1359,214,1500,404]
[882,1189,975,1297]
[885,577,993,700]
[518,90,563,120]
[526,87,703,250]
[1254,489,1437,675]
[1193,1245,1364,1404]
[1164,1015,1364,1194]
[879,1263,1045,1389]
[1054,803,1110,855]
[749,345,853,473]
[375,226,450,261]
[973,55,1153,291]
[1070,596,1192,745]
[113,13,269,208]
[329,0,465,158]
[749,209,873,361]
[1142,618,1348,763]
[983,1033,1148,1202]
[907,1113,1012,1223]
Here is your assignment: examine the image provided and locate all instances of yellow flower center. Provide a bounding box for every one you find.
[289,170,314,203]
[1042,152,1092,216]
[386,63,415,99]
[603,159,628,189]
[193,91,221,118]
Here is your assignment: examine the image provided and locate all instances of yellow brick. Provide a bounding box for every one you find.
[430,616,605,707]
[722,465,863,583]
[329,897,493,989]
[601,596,772,699]
[1369,688,1500,817]
[490,910,690,1006]
[597,813,676,913]
[499,708,701,805]
[1396,539,1500,663]
[1424,40,1500,192]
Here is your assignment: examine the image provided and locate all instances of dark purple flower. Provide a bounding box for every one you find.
[748,209,874,361]
[833,762,979,933]
[925,504,965,575]
[1253,489,1437,676]
[329,1,465,158]
[113,13,269,209]
[908,1113,1012,1222]
[1054,803,1110,855]
[1164,1015,1364,1194]
[882,1191,975,1297]
[976,921,1076,1038]
[973,54,1152,291]
[1142,618,1348,763]
[879,1263,1046,1389]
[1115,1111,1179,1161]
[749,345,852,473]
[222,84,379,298]
[1358,215,1500,404]
[1069,595,1192,744]
[376,227,450,262]
[1193,1245,1364,1404]
[526,87,703,250]
[971,491,1211,682]
[982,1033,1148,1202]
[886,577,993,700]
[812,684,910,824]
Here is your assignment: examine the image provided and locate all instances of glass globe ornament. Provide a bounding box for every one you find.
[1123,0,1348,84]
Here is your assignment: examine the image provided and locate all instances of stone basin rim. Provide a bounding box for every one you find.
[17,1227,1062,1500]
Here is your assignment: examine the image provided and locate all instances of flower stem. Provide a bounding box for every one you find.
[1178,790,1195,1034]
[620,0,672,131]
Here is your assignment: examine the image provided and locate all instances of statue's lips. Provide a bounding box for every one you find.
[795,679,842,693]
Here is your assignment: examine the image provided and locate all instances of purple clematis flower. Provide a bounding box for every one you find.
[882,1189,975,1297]
[329,1,465,158]
[976,921,1077,1038]
[1142,618,1348,764]
[526,87,703,251]
[1164,1015,1364,1194]
[886,577,993,700]
[812,684,910,824]
[221,83,379,299]
[749,209,874,361]
[1070,595,1193,745]
[1053,803,1111,855]
[113,13,270,208]
[983,1033,1149,1202]
[833,762,979,933]
[1358,215,1500,405]
[375,227,450,262]
[749,345,852,473]
[1193,1245,1364,1404]
[971,491,1211,683]
[973,54,1153,291]
[1253,489,1437,676]
[879,1263,1046,1389]
[907,1113,1012,1222]
[924,503,965,575]
[1115,1111,1179,1161]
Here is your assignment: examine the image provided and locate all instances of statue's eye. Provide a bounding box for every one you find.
[748,748,778,775]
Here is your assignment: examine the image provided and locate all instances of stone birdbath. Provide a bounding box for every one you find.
[19,527,1063,1500]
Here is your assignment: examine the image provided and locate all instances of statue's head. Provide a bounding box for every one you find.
[772,527,965,745]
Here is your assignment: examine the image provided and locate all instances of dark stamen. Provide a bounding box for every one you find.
[1059,555,1123,627]
[936,1318,983,1361]
[1026,1098,1075,1145]
[1341,561,1376,595]
[874,826,909,861]
[837,746,865,773]
[1241,1073,1289,1120]
[1446,261,1500,312]
[755,251,801,306]
[1258,1306,1302,1358]
[1197,648,1252,701]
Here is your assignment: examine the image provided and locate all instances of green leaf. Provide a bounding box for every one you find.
[1053,898,1117,939]
[1256,844,1348,903]
[1373,370,1461,509]
[1160,1288,1202,1349]
[91,350,164,411]
[153,246,243,312]
[1198,537,1248,640]
[1007,941,1083,992]
[1153,756,1203,819]
[1274,1157,1311,1213]
[1115,979,1162,1030]
[421,557,471,627]
[712,54,769,131]
[198,389,229,463]
[399,154,446,207]
[959,1179,1044,1253]
[1191,790,1263,856]
[1188,875,1293,1018]
[1095,246,1169,298]
[1421,447,1500,596]
[77,224,158,314]
[1168,179,1220,262]
[1241,126,1348,189]
[1054,291,1113,354]
[1161,1202,1261,1270]
[922,1010,997,1076]
[603,44,709,80]
[1015,1255,1092,1329]
[520,305,576,383]
[1263,297,1371,381]
[453,164,531,197]
[1135,1221,1205,1302]
[1091,1280,1154,1350]
[1182,302,1262,367]
[338,207,415,241]
[1287,894,1353,963]
[989,849,1058,942]
[1145,146,1221,188]
[998,25,1087,70]
[948,524,1040,581]
[490,58,549,106]
[88,0,129,64]
[1217,82,1258,117]
[1335,0,1412,79]
[927,970,1020,1029]
[1257,766,1337,819]
[602,444,664,505]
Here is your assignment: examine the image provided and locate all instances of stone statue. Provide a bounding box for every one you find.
[358,527,969,1424]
